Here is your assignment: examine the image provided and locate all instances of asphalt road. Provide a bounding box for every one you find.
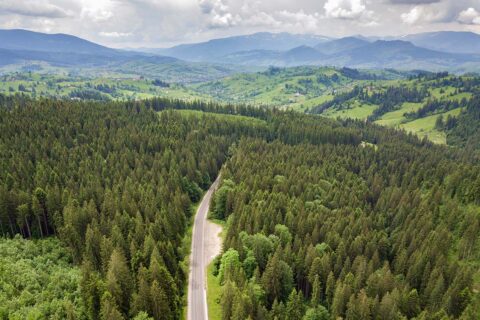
[188,175,221,320]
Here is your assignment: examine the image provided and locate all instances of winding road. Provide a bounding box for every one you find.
[188,175,221,320]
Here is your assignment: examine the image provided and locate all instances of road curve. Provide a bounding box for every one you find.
[188,175,221,320]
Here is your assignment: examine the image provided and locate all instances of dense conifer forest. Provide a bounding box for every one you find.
[0,93,479,319]
[212,137,480,319]
[0,95,269,319]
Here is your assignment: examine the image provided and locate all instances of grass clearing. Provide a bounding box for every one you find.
[172,109,268,126]
[375,102,423,126]
[399,108,463,144]
[323,101,378,120]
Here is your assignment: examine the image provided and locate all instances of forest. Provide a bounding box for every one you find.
[0,95,269,319]
[0,93,479,319]
[211,135,480,319]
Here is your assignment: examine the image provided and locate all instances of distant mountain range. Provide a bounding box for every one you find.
[151,32,331,61]
[400,31,480,54]
[1,29,480,75]
[155,31,480,72]
[0,29,248,83]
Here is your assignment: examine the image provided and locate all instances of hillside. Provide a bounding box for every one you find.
[0,29,119,55]
[322,40,477,71]
[155,31,480,72]
[191,66,402,111]
[0,29,246,83]
[402,31,480,54]
[315,37,369,55]
[310,72,480,145]
[154,32,331,61]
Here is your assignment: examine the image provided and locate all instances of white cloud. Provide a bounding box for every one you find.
[389,0,440,4]
[401,4,447,24]
[80,0,114,22]
[0,0,70,18]
[458,7,480,25]
[99,31,132,38]
[324,0,373,20]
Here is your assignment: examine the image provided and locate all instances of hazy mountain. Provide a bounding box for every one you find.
[400,31,480,54]
[219,39,480,71]
[0,48,132,67]
[0,29,246,83]
[155,32,331,61]
[282,46,324,63]
[2,29,480,75]
[315,37,369,55]
[0,29,120,56]
[324,40,479,70]
[222,50,282,66]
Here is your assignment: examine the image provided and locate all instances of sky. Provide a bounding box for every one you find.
[0,0,479,48]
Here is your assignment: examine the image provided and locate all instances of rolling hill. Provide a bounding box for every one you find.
[322,40,479,70]
[0,29,120,56]
[195,38,480,71]
[0,29,247,83]
[154,32,331,61]
[315,37,369,55]
[401,31,480,54]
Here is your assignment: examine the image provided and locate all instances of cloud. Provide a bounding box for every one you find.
[389,0,440,4]
[401,4,449,24]
[324,0,373,20]
[0,0,70,18]
[99,31,133,38]
[198,0,216,14]
[458,7,480,25]
[198,0,241,28]
[80,0,115,22]
[198,0,324,31]
[400,1,480,26]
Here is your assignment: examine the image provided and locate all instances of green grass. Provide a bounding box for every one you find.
[191,66,383,109]
[399,108,463,144]
[375,102,423,126]
[323,101,378,120]
[207,257,222,320]
[289,94,335,112]
[173,109,267,125]
[0,72,207,101]
[430,86,456,99]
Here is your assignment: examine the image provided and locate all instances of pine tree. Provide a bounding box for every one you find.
[100,292,125,320]
[150,280,171,320]
[222,281,236,320]
[325,272,335,308]
[286,289,304,320]
[106,249,132,315]
[311,275,322,306]
[302,306,329,320]
[261,249,293,305]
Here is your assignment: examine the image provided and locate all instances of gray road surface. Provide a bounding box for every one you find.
[187,175,221,320]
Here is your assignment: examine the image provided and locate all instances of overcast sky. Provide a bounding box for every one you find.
[0,0,479,48]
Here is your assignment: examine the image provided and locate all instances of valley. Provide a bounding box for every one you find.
[1,23,480,320]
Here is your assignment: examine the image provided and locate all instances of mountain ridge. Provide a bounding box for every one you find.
[1,29,480,73]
